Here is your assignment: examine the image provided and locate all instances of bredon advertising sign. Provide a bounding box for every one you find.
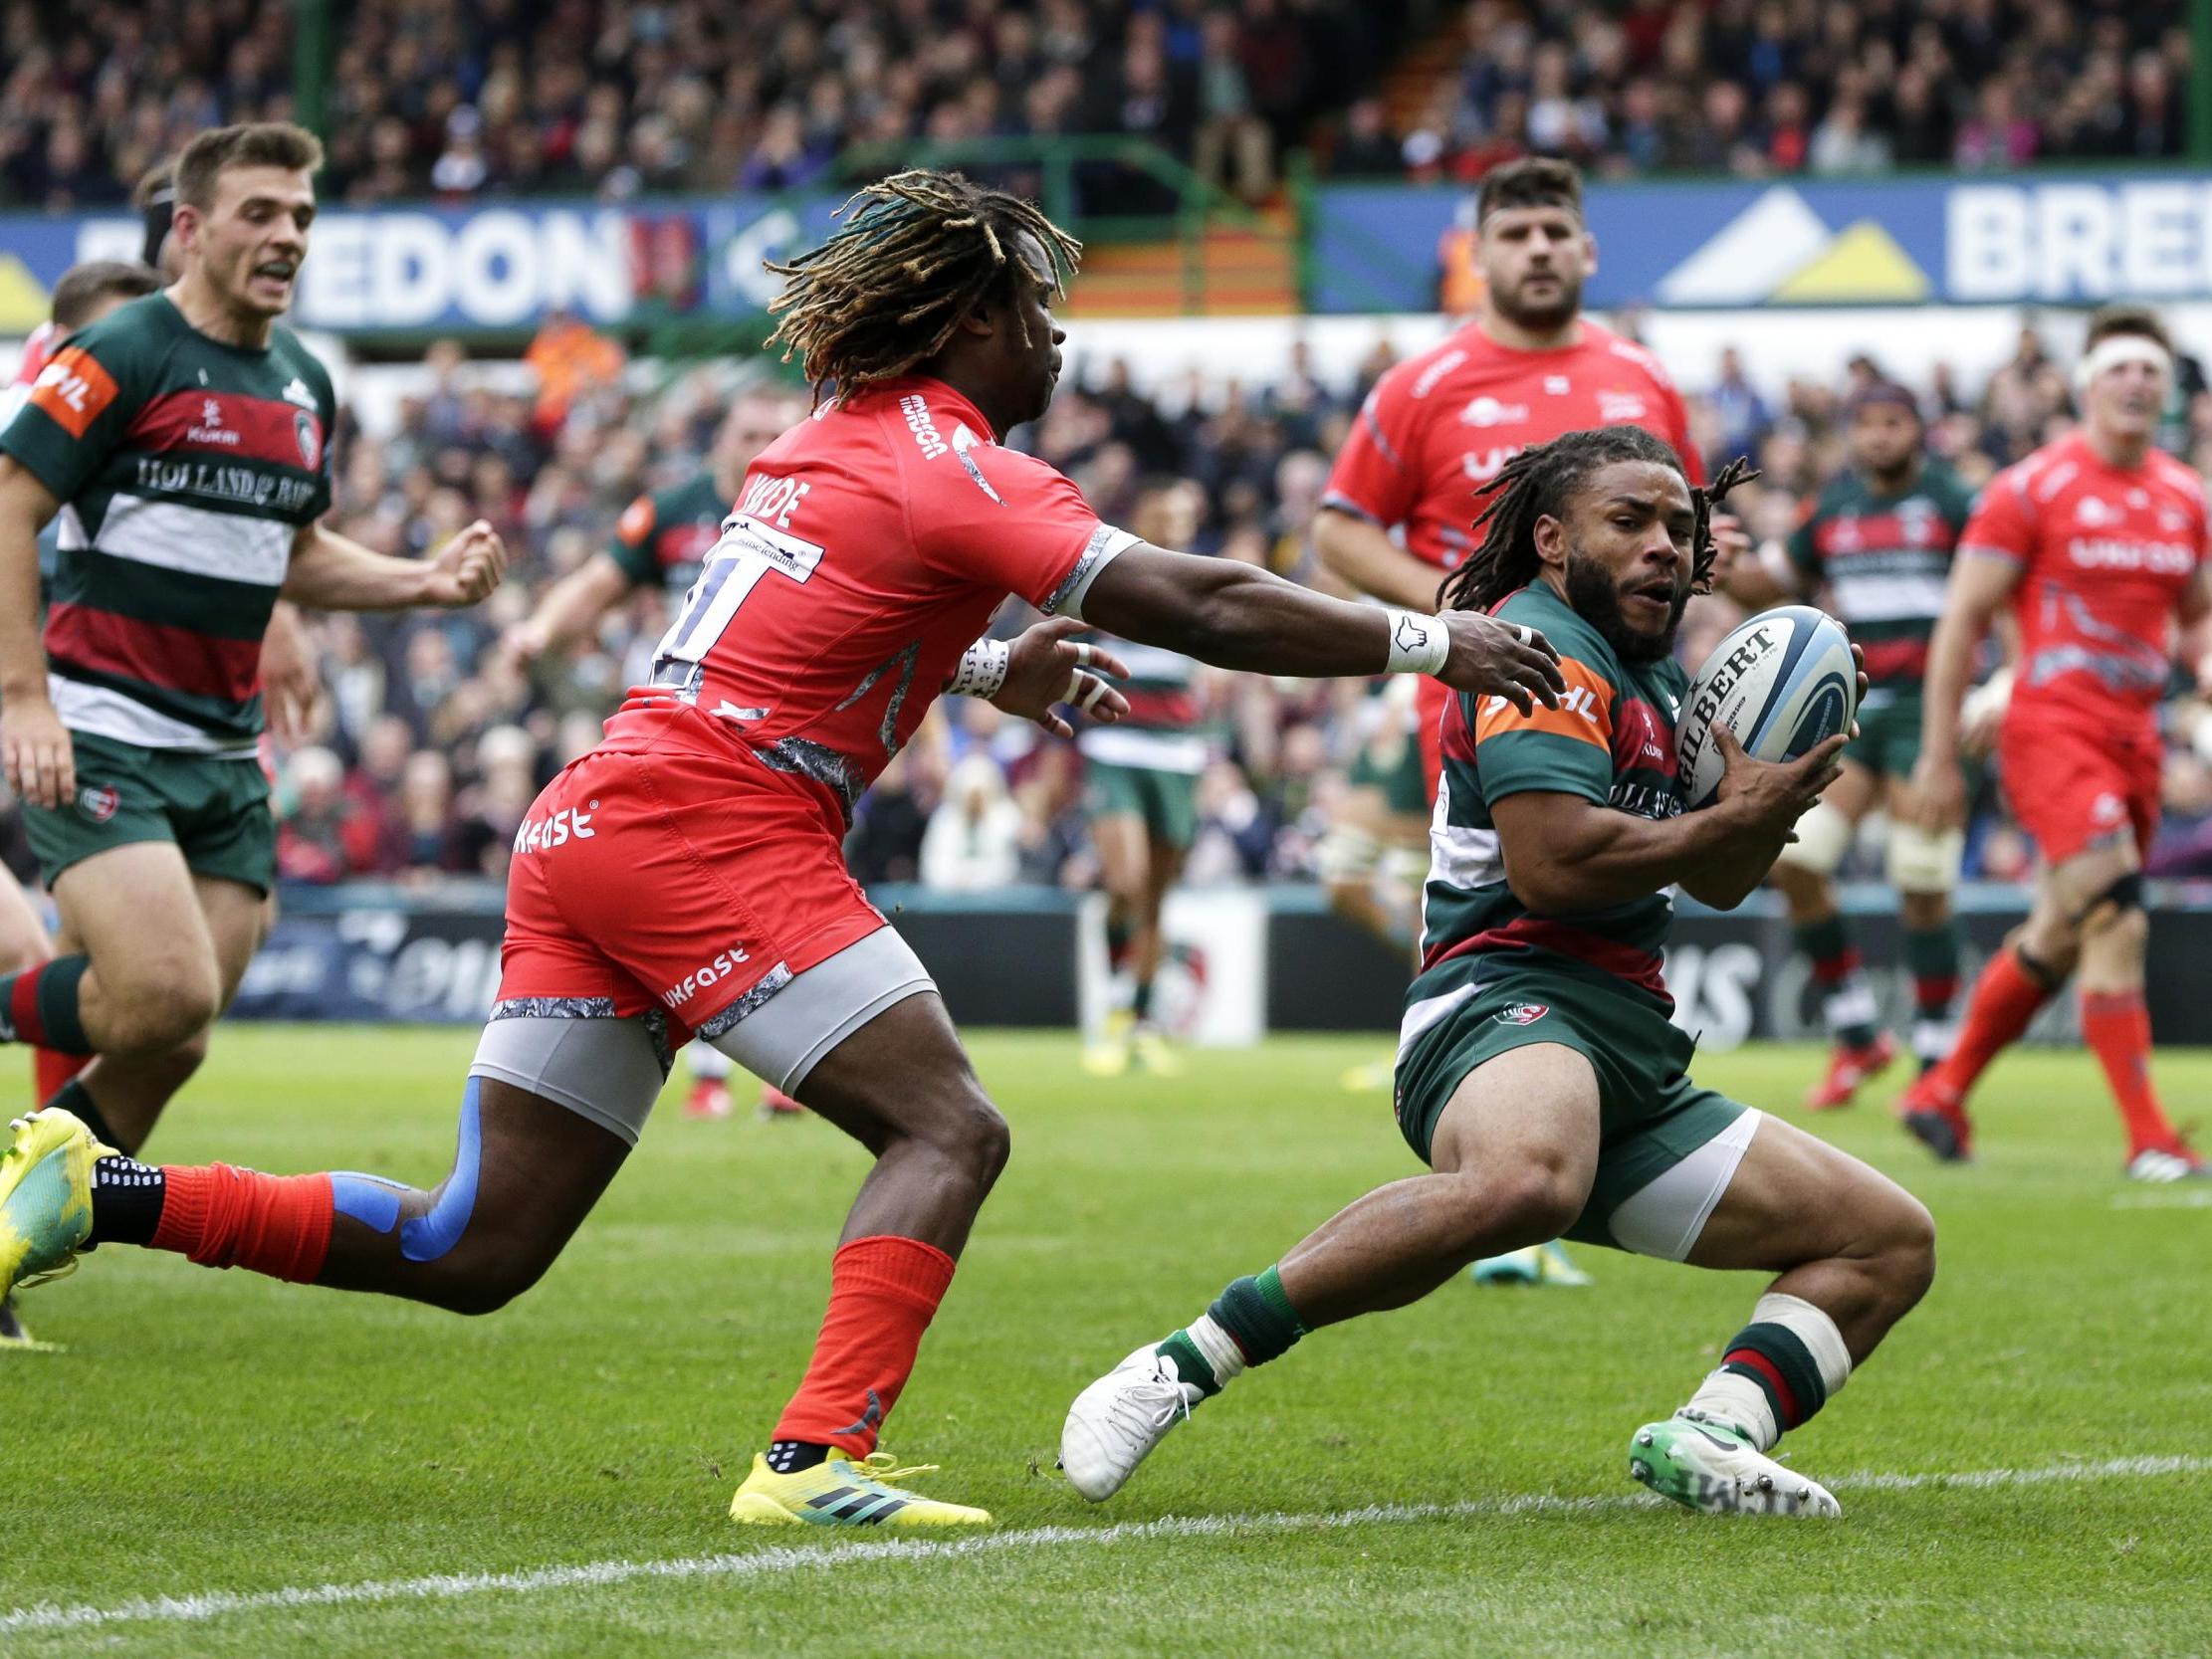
[0,194,846,336]
[1313,168,2212,313]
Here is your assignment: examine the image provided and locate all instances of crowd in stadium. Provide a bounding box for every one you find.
[255,315,2212,895]
[1390,0,2190,183]
[1,0,2191,211]
[0,0,1410,211]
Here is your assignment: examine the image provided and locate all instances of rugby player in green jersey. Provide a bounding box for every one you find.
[0,123,506,1166]
[1726,382,1975,1107]
[1079,482,1214,1078]
[1064,429,1934,1519]
[500,387,804,1122]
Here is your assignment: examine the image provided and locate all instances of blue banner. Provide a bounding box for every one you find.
[1312,169,2212,312]
[0,193,846,335]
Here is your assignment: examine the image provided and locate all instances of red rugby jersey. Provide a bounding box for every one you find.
[1959,430,2208,728]
[1323,318,1700,577]
[603,375,1132,823]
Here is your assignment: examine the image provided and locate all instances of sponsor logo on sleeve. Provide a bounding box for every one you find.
[28,346,118,439]
[295,409,322,469]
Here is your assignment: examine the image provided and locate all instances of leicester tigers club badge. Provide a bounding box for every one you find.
[295,409,321,469]
[77,783,119,823]
[1495,1001,1549,1025]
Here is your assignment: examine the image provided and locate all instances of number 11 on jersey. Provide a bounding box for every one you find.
[654,513,824,674]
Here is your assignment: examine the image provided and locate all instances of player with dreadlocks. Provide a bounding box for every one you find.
[1065,427,1935,1523]
[6,170,1565,1529]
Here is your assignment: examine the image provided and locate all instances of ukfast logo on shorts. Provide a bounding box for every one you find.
[514,806,594,854]
[661,945,754,1009]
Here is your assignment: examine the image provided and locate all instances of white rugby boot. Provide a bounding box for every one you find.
[1628,1411,1842,1518]
[1059,1344,1207,1501]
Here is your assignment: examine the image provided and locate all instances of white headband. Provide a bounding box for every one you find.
[2075,333,2173,393]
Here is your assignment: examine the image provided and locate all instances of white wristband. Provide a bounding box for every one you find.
[1382,609,1450,676]
[947,636,1011,700]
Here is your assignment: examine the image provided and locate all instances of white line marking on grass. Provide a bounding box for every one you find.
[5,1454,2207,1637]
[2109,1189,2212,1208]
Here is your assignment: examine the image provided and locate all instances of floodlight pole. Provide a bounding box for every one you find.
[294,0,332,140]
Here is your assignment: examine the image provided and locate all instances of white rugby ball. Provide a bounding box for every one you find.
[1676,605,1857,810]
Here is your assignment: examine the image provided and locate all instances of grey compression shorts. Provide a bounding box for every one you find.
[468,927,936,1144]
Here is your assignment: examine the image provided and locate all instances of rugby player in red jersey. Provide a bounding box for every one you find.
[1900,307,2212,1181]
[1,172,1567,1526]
[1315,156,1704,805]
[1315,155,1713,1285]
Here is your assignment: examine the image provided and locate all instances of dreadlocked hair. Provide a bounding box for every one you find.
[1438,426,1759,612]
[764,169,1083,400]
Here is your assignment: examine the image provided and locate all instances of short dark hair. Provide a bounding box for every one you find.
[2084,304,2170,356]
[50,261,162,332]
[175,122,324,210]
[1476,157,1583,226]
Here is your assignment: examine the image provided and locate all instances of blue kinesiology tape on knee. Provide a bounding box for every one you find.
[401,1078,483,1263]
[330,1172,404,1233]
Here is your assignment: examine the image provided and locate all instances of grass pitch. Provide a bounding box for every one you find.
[3,1028,2208,1658]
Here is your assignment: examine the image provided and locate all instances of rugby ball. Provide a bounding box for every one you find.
[1676,605,1857,810]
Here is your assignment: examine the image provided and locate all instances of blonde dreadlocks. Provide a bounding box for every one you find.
[1438,427,1758,613]
[764,170,1084,399]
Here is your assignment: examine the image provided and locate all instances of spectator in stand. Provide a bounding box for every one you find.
[276,748,361,886]
[1330,96,1405,178]
[1706,347,1775,460]
[921,756,1029,892]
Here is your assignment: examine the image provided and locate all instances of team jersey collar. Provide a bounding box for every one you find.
[872,374,998,446]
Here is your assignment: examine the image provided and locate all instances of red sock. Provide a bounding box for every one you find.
[1933,947,2054,1096]
[149,1165,335,1283]
[34,1048,88,1105]
[2080,990,2178,1155]
[772,1235,957,1457]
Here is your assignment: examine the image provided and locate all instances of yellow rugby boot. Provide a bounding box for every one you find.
[729,1450,993,1528]
[0,1110,113,1309]
[1129,1022,1182,1078]
[1081,1009,1134,1078]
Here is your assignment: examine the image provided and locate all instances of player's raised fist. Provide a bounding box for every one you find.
[426,518,510,607]
[992,616,1132,741]
[1436,611,1565,714]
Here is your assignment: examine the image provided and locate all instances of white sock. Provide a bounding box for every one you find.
[1682,1369,1780,1450]
[1753,1292,1854,1398]
[1183,1313,1246,1389]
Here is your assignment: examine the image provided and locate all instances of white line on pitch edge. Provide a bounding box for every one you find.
[4,1453,2206,1637]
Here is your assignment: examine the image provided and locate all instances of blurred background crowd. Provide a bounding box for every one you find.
[255,311,2212,896]
[2,0,2189,213]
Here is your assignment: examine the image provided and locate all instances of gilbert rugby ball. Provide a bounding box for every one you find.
[1676,605,1857,810]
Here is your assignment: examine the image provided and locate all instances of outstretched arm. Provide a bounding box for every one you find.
[1077,541,1567,711]
[501,552,635,664]
[285,518,509,611]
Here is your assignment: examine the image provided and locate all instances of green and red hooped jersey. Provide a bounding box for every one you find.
[1413,582,1688,1015]
[0,292,335,755]
[608,471,731,601]
[1784,459,1972,691]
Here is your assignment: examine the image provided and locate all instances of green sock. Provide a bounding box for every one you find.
[1157,1266,1306,1398]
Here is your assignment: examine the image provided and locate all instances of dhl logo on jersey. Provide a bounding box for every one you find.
[29,346,117,439]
